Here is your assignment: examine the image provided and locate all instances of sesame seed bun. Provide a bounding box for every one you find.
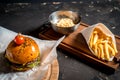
[5,36,40,65]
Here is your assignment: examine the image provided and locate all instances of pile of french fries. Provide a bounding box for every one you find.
[89,28,118,61]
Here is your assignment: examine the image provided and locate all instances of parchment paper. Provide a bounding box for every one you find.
[0,26,65,80]
[80,23,116,61]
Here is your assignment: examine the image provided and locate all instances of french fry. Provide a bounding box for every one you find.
[97,47,101,59]
[111,41,118,54]
[108,44,115,56]
[98,44,104,60]
[93,43,98,56]
[104,42,110,61]
[93,31,98,45]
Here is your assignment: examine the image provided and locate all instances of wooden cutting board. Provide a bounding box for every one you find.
[39,22,120,72]
[42,59,59,80]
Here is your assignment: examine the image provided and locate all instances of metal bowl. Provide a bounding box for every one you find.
[49,10,81,35]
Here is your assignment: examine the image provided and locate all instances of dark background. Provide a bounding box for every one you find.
[0,0,120,80]
[0,0,103,3]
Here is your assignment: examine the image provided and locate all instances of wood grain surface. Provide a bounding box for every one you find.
[39,22,120,72]
[42,59,59,80]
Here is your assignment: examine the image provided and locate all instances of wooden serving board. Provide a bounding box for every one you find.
[42,59,59,80]
[39,22,120,72]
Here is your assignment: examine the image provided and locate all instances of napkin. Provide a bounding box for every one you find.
[0,26,65,80]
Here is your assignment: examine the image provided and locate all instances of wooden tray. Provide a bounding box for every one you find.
[42,59,59,80]
[39,22,120,72]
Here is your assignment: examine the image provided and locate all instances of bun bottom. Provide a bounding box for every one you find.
[10,65,32,71]
[5,55,40,72]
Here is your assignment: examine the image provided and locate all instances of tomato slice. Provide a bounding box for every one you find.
[14,33,24,45]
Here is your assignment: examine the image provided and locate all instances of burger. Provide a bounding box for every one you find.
[5,33,40,71]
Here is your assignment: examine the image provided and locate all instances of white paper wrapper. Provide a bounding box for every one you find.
[0,26,65,80]
[80,23,116,61]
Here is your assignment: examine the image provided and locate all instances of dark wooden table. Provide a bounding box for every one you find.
[0,0,120,80]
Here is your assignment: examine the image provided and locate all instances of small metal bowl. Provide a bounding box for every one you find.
[49,10,81,35]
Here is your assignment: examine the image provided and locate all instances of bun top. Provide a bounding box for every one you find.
[5,35,40,64]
